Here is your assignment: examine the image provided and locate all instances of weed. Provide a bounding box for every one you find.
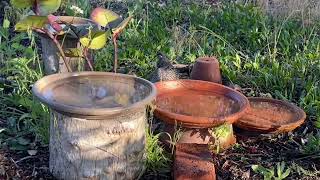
[145,128,171,173]
[252,162,291,180]
[302,132,320,155]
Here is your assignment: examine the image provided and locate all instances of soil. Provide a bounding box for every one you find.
[1,120,319,180]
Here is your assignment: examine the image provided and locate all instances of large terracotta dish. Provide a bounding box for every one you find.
[154,80,249,128]
[235,97,306,133]
[32,72,156,118]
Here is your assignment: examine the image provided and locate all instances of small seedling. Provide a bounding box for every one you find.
[252,162,291,180]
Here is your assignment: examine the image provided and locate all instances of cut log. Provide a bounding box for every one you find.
[49,109,147,180]
[39,35,88,75]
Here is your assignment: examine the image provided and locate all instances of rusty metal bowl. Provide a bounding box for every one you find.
[235,97,306,133]
[154,80,249,128]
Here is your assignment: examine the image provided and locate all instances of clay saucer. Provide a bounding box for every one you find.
[235,97,306,134]
[154,80,249,128]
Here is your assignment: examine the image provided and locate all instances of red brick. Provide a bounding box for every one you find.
[174,143,216,180]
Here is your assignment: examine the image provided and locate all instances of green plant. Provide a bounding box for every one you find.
[210,123,234,153]
[252,162,291,180]
[302,132,320,155]
[145,128,171,173]
[12,0,132,72]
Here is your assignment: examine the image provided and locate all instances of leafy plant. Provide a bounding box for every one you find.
[12,0,132,72]
[302,132,320,155]
[252,162,291,180]
[145,128,171,173]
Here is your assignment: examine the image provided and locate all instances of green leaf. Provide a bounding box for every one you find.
[113,16,132,35]
[80,31,108,50]
[90,7,121,27]
[281,168,291,179]
[11,0,34,9]
[3,19,10,29]
[38,0,62,15]
[15,16,48,32]
[11,0,61,15]
[64,48,83,57]
[17,137,30,145]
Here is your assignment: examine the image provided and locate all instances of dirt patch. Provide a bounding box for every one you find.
[0,147,54,180]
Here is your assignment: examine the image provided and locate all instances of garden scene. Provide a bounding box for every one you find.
[0,0,320,179]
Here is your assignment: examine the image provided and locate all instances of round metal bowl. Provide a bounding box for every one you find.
[154,80,249,128]
[235,97,306,133]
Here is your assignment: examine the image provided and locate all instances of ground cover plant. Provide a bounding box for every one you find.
[0,0,319,179]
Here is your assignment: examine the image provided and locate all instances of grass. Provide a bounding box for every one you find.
[0,0,320,178]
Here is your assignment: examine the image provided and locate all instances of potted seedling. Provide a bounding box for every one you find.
[12,0,132,74]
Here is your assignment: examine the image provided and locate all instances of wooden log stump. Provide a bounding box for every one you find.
[39,35,87,74]
[49,109,147,180]
[38,16,97,75]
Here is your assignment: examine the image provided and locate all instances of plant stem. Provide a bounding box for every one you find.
[84,48,94,71]
[113,35,118,73]
[44,30,72,72]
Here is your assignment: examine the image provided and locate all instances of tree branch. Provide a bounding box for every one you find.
[113,35,118,73]
[84,48,94,71]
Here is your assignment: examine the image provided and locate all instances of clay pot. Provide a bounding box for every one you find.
[190,57,222,84]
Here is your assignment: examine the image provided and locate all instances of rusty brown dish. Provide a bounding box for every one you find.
[154,80,249,128]
[235,97,306,133]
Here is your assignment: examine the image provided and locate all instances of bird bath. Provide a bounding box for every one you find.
[32,72,156,179]
[155,80,249,128]
[154,80,249,146]
[154,80,249,179]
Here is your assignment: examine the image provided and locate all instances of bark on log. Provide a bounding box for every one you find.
[49,109,147,180]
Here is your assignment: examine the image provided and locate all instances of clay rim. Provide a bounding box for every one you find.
[235,97,307,133]
[32,72,157,117]
[154,79,250,128]
[195,57,219,63]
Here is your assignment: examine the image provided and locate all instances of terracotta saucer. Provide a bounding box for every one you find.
[154,80,249,128]
[235,97,306,134]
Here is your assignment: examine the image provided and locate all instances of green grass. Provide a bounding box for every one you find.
[0,0,320,178]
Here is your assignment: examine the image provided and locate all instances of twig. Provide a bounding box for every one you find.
[10,157,19,168]
[83,48,94,71]
[113,35,118,73]
[16,156,35,164]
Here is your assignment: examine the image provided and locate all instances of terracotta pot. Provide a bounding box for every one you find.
[154,80,249,128]
[190,57,222,84]
[235,97,306,134]
[38,16,99,75]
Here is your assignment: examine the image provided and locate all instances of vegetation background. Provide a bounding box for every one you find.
[0,0,319,179]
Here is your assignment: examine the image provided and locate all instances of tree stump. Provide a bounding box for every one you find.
[49,109,147,180]
[40,35,87,74]
[38,16,97,75]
